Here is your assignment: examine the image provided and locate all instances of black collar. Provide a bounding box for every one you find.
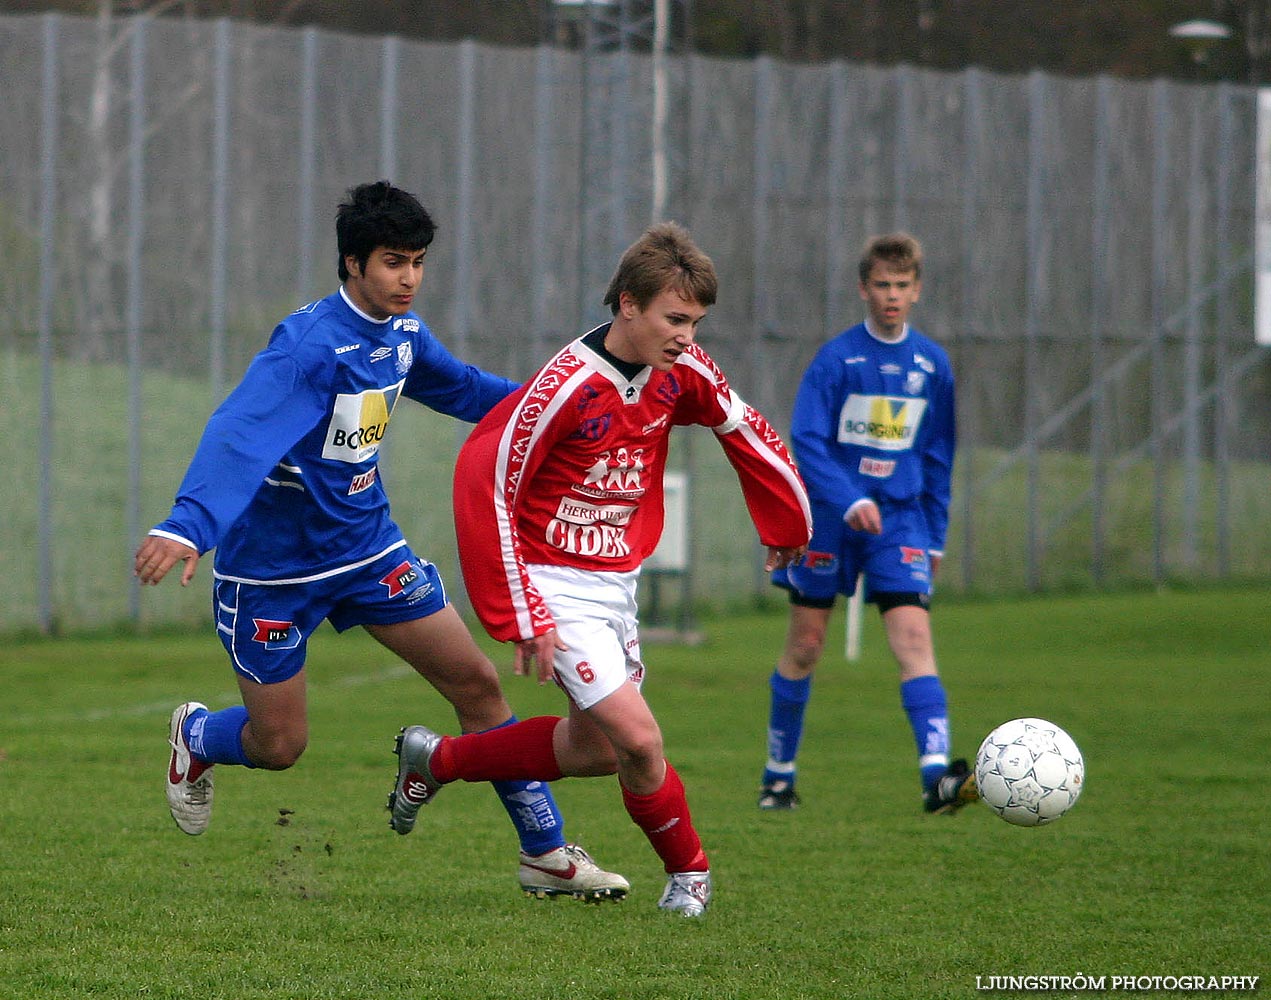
[582,323,646,382]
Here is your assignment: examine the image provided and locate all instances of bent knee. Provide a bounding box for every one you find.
[248,731,307,770]
[614,732,665,776]
[783,634,825,673]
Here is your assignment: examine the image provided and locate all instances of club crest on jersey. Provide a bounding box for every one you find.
[395,342,413,376]
[252,618,300,649]
[905,370,926,394]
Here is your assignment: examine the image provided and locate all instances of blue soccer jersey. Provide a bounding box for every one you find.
[150,287,516,583]
[789,320,955,554]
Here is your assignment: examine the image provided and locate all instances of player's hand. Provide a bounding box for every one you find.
[513,629,568,685]
[764,545,806,572]
[846,500,883,535]
[930,552,943,577]
[134,536,200,587]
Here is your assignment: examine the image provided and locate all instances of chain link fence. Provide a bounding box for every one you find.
[1,13,1267,633]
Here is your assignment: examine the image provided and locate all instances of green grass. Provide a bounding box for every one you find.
[1,586,1267,998]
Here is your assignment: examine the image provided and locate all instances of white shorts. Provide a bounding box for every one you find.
[527,564,646,711]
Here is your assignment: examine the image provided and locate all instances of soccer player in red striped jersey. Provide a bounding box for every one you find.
[389,223,811,916]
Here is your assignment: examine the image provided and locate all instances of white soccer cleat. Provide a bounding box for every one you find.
[518,844,630,902]
[167,701,214,836]
[658,870,712,917]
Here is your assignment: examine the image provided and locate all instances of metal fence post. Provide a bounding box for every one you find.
[37,12,59,634]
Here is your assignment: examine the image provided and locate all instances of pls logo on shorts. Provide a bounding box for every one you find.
[803,550,836,571]
[380,561,420,598]
[252,618,300,649]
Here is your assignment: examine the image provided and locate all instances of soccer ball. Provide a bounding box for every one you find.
[974,718,1084,827]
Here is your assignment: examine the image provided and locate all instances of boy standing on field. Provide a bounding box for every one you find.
[137,180,628,902]
[388,222,811,916]
[758,232,978,815]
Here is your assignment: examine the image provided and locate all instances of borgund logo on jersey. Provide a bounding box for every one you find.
[322,380,404,463]
[837,393,927,451]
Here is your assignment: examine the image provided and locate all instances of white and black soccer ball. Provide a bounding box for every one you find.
[974,717,1084,827]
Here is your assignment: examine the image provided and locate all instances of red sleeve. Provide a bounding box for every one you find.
[453,352,586,642]
[674,346,812,550]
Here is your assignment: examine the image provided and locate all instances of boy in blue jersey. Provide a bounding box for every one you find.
[135,180,628,900]
[759,233,978,815]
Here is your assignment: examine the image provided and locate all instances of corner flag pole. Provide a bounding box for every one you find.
[845,573,864,661]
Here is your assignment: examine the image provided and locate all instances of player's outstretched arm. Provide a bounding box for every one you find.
[134,535,200,587]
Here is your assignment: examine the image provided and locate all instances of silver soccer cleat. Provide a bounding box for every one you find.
[657,869,712,917]
[388,725,443,835]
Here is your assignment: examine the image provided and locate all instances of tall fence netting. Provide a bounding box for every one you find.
[1,13,1266,633]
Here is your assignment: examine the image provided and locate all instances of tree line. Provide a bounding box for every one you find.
[3,0,1264,82]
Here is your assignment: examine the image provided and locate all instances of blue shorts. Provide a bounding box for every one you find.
[212,545,448,684]
[771,500,933,606]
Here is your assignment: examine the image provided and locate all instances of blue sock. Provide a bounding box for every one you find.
[185,705,256,768]
[900,675,949,792]
[484,717,565,856]
[762,670,812,787]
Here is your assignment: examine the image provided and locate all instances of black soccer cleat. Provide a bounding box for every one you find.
[923,758,979,814]
[758,780,801,811]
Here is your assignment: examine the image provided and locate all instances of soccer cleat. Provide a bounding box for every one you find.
[518,844,630,902]
[167,701,214,836]
[757,779,801,810]
[658,870,712,917]
[923,757,980,814]
[388,725,444,834]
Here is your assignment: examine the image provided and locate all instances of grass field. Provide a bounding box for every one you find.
[1,585,1267,999]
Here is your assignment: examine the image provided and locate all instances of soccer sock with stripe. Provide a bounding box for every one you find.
[430,715,565,783]
[621,761,708,874]
[185,705,256,768]
[482,717,568,857]
[762,669,811,788]
[900,674,950,791]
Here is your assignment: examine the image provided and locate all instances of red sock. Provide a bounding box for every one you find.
[621,761,708,874]
[430,716,564,783]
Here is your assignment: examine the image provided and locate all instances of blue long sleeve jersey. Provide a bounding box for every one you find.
[790,320,956,552]
[151,288,516,583]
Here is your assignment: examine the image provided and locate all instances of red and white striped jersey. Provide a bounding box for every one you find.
[454,330,812,643]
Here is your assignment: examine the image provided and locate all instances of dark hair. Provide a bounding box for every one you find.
[858,232,923,284]
[603,222,718,314]
[336,180,436,281]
